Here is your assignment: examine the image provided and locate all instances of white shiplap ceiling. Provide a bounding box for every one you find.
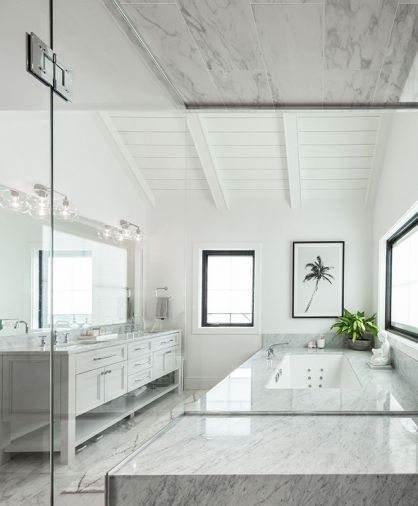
[103,111,390,209]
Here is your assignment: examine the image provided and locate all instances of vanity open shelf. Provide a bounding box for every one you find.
[0,330,182,463]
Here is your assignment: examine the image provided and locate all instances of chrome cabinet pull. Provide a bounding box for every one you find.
[134,360,150,367]
[160,339,174,345]
[93,354,117,361]
[134,345,148,351]
[134,373,149,383]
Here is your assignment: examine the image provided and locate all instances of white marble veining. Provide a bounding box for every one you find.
[324,69,379,103]
[109,473,418,506]
[122,3,223,105]
[252,3,323,103]
[110,414,418,476]
[325,0,398,71]
[178,0,272,104]
[106,0,418,105]
[185,347,418,413]
[374,4,418,103]
[0,390,204,505]
[0,329,181,355]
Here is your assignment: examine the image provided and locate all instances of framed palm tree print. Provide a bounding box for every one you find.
[292,241,345,318]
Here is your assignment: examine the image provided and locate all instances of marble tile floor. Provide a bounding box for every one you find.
[0,389,205,506]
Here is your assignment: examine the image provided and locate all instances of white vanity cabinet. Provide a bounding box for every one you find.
[75,361,128,416]
[0,330,182,465]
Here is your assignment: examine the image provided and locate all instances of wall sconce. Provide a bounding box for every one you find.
[120,220,142,242]
[0,189,29,213]
[97,220,142,244]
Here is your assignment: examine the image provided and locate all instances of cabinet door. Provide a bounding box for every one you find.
[153,346,179,379]
[104,362,128,403]
[76,368,105,416]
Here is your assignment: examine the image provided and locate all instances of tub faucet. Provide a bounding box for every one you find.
[266,342,290,359]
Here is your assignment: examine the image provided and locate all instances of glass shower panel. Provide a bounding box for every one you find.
[52,1,186,503]
[0,1,52,505]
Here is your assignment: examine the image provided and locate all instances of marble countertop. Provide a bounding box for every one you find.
[0,329,181,355]
[185,347,418,413]
[110,414,418,476]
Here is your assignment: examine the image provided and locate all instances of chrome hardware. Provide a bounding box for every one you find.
[274,368,283,382]
[135,374,149,382]
[134,345,148,351]
[266,342,290,359]
[93,354,117,361]
[134,360,150,367]
[64,332,70,344]
[27,32,72,101]
[160,339,174,345]
[40,335,47,347]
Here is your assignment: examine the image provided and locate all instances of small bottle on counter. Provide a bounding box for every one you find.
[317,335,325,349]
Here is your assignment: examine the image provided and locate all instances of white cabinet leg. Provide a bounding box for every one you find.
[0,421,11,464]
[60,419,76,465]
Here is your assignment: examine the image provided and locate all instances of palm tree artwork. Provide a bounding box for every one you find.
[303,255,334,313]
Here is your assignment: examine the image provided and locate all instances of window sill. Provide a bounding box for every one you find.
[388,330,418,361]
[192,325,260,335]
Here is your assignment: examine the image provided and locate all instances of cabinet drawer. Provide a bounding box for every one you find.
[128,354,152,376]
[128,340,152,359]
[127,368,152,392]
[76,344,127,374]
[151,333,179,352]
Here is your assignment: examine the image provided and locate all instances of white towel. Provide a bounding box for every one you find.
[156,297,169,320]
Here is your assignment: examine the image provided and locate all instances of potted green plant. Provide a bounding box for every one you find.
[331,309,378,351]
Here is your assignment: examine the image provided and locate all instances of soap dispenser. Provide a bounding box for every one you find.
[317,335,325,349]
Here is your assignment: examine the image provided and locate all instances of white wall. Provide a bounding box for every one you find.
[373,112,418,356]
[0,111,148,334]
[146,192,373,388]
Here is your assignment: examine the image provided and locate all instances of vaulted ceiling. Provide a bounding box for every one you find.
[104,0,418,107]
[101,110,391,209]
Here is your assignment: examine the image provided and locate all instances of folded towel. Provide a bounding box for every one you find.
[156,296,169,320]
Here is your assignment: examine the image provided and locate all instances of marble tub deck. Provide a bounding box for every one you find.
[185,347,418,413]
[107,414,418,506]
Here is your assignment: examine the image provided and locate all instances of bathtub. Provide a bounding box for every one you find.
[266,353,361,389]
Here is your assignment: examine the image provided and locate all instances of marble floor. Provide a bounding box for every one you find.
[0,390,204,506]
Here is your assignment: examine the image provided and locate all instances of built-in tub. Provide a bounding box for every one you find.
[266,353,361,389]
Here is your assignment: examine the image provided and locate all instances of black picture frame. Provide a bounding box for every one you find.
[292,241,345,319]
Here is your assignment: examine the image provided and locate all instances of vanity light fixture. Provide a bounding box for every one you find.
[0,189,29,213]
[28,183,51,219]
[55,195,77,221]
[29,183,77,221]
[98,225,113,240]
[120,220,142,243]
[97,220,142,244]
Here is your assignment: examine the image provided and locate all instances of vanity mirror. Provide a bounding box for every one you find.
[0,202,141,337]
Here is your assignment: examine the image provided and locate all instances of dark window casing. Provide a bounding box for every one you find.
[201,250,255,328]
[385,212,418,342]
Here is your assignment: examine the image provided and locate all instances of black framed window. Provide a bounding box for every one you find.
[386,212,418,341]
[201,250,255,327]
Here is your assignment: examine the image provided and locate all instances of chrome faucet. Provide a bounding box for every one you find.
[266,342,290,359]
[0,318,29,334]
[14,320,29,334]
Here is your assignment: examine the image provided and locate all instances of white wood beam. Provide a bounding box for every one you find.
[283,113,302,208]
[96,112,156,208]
[365,113,393,209]
[187,113,229,211]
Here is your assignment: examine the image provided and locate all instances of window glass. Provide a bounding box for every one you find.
[202,251,254,327]
[390,222,418,336]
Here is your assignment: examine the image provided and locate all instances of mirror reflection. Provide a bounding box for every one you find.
[0,184,139,337]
